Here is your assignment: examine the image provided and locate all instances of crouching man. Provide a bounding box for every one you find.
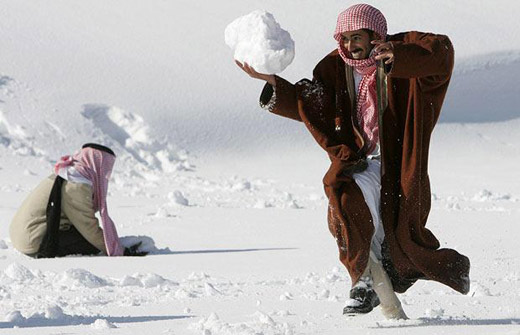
[10,143,143,257]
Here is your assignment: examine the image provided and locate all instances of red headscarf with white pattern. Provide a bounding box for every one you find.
[54,146,124,256]
[333,4,387,155]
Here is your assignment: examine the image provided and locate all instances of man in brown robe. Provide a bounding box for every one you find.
[235,4,470,319]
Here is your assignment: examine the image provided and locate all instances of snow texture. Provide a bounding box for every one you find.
[225,10,295,74]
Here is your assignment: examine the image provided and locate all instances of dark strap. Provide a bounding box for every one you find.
[35,176,65,258]
[375,60,388,175]
[82,143,116,156]
[345,64,357,113]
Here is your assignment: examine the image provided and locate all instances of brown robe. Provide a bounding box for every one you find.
[259,31,470,294]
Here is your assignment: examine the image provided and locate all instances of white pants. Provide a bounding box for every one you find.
[366,251,407,319]
[352,158,385,259]
[353,158,407,319]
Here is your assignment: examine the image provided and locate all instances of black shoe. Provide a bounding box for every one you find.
[343,281,380,316]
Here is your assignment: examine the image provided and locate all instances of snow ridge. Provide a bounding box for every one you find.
[81,103,192,173]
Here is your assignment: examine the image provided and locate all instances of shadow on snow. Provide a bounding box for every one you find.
[0,314,193,329]
[167,247,298,255]
[372,317,520,328]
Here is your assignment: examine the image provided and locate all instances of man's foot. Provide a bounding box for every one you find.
[342,278,380,316]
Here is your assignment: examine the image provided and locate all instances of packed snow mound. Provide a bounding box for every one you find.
[81,104,192,173]
[225,10,295,74]
[56,268,111,289]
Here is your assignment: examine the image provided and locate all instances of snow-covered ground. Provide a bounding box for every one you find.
[1,1,519,334]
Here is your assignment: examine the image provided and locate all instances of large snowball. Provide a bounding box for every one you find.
[225,10,295,74]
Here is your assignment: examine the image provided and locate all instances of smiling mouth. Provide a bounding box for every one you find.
[350,49,364,58]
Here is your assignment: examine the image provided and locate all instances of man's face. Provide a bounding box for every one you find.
[341,29,374,60]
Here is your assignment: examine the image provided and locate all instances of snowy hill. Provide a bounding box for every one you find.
[1,1,519,334]
[443,50,520,123]
[1,0,519,157]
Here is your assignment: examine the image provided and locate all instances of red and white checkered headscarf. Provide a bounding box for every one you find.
[333,4,387,48]
[333,4,387,155]
[54,147,124,256]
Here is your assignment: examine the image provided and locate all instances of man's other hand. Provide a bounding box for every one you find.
[372,40,394,65]
[124,241,148,256]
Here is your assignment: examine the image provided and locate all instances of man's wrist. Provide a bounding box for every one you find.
[266,75,276,87]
